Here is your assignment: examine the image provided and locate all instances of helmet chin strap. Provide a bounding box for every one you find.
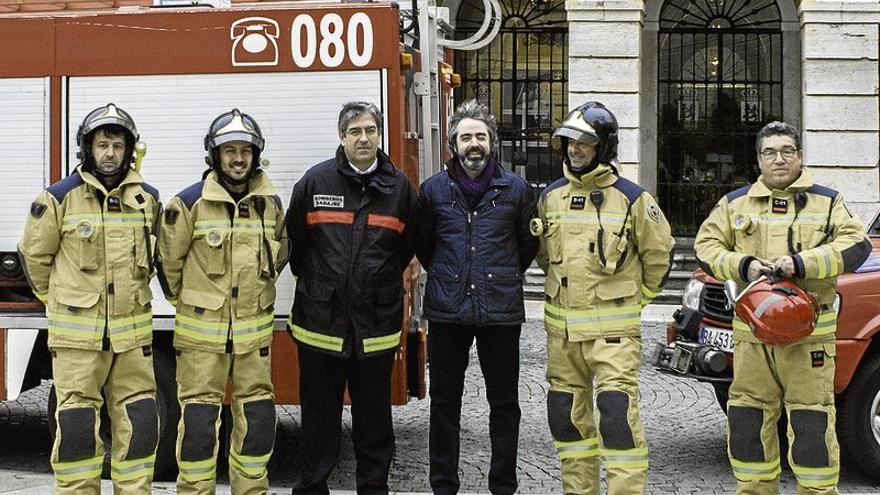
[86,157,128,189]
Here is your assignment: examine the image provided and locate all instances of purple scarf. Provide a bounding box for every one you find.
[451,157,496,206]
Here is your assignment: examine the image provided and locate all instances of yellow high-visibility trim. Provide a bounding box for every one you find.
[48,312,102,338]
[730,457,781,481]
[178,458,216,482]
[110,454,155,481]
[714,251,733,281]
[363,331,401,353]
[232,313,275,343]
[108,311,153,340]
[813,310,837,336]
[289,321,344,352]
[544,211,629,229]
[174,313,227,344]
[229,451,271,476]
[544,302,642,332]
[34,292,49,304]
[554,437,599,459]
[52,455,104,482]
[641,284,660,299]
[733,312,837,338]
[62,213,150,231]
[791,464,839,487]
[601,446,649,468]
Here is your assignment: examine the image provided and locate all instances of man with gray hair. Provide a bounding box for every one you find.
[416,99,538,495]
[286,101,418,494]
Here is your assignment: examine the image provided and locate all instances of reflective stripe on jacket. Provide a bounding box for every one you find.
[535,164,674,341]
[286,146,417,358]
[18,166,160,352]
[157,171,288,354]
[695,170,871,343]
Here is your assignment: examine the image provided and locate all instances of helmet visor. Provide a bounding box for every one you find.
[209,132,264,150]
[553,126,600,146]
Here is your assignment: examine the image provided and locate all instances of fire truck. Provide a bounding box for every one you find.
[0,0,499,478]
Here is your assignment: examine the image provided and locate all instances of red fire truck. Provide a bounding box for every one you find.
[0,0,471,477]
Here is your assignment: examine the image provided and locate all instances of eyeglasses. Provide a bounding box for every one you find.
[345,126,378,138]
[760,147,798,161]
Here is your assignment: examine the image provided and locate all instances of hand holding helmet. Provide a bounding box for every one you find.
[734,276,820,346]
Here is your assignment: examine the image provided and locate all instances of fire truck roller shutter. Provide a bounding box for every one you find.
[0,78,50,282]
[67,70,387,320]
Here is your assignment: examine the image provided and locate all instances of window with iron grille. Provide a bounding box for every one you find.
[658,0,783,236]
[453,0,568,188]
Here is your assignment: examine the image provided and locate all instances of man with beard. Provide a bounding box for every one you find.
[157,109,287,494]
[286,101,417,494]
[532,102,674,495]
[416,99,538,495]
[19,103,161,494]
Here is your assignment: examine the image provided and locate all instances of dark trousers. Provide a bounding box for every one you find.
[428,322,522,495]
[292,345,396,495]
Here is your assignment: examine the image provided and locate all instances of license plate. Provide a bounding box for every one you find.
[698,326,735,353]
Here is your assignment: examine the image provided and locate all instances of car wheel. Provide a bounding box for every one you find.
[838,353,880,482]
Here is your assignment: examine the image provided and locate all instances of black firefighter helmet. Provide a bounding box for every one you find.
[76,103,139,175]
[204,108,265,184]
[553,101,619,171]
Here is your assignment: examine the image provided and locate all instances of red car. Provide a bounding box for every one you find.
[652,211,880,481]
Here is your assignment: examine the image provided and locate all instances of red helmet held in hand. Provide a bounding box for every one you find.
[735,278,819,346]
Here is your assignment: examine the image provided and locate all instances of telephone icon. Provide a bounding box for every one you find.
[231,17,280,67]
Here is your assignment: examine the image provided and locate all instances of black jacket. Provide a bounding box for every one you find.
[286,146,417,358]
[416,158,538,326]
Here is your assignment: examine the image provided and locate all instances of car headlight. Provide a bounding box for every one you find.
[682,278,705,310]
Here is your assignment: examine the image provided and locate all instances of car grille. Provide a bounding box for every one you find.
[700,284,733,322]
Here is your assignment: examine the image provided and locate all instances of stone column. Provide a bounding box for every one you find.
[800,0,880,223]
[566,0,648,187]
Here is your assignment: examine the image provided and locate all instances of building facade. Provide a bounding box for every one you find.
[447,0,880,235]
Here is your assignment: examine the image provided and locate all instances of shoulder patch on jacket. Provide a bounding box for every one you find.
[164,209,179,224]
[140,182,160,202]
[611,176,645,204]
[724,184,751,203]
[806,184,839,199]
[541,177,570,200]
[46,173,84,203]
[176,181,205,210]
[30,202,47,218]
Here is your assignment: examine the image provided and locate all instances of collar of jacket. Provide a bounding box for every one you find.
[749,169,814,198]
[444,156,509,185]
[77,164,145,195]
[334,145,398,194]
[562,162,618,190]
[202,170,276,204]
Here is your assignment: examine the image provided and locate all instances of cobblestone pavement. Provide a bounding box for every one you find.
[1,305,879,494]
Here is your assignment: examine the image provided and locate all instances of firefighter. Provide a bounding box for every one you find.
[695,121,872,495]
[18,103,160,494]
[416,99,538,495]
[157,109,288,494]
[532,102,674,495]
[286,101,417,494]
